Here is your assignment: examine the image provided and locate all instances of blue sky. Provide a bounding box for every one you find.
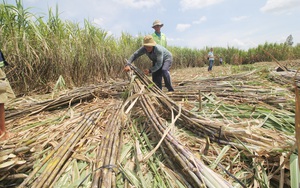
[5,0,300,50]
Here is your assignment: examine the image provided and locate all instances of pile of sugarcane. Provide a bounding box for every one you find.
[121,65,295,187]
[5,81,127,120]
[128,65,294,150]
[0,62,297,187]
[1,97,126,187]
[91,104,123,188]
[123,75,233,187]
[18,109,102,187]
[172,69,292,108]
[269,70,300,89]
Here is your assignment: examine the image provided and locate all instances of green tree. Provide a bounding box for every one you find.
[285,34,293,46]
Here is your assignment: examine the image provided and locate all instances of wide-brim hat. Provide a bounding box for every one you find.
[152,20,164,28]
[143,35,156,46]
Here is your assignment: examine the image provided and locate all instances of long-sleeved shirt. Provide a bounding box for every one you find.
[127,45,172,73]
[152,32,167,48]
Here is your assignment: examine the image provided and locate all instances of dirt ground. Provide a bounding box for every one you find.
[171,60,299,82]
[170,62,277,82]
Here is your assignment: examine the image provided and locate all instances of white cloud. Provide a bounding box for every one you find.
[167,37,184,43]
[192,16,207,24]
[176,24,191,32]
[115,0,161,9]
[231,16,248,22]
[24,0,39,2]
[260,0,300,13]
[180,0,224,11]
[93,18,104,26]
[232,38,246,47]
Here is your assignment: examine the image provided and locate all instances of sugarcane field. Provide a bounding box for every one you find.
[1,1,300,188]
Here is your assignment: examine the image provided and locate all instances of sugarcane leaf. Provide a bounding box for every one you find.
[72,160,80,183]
[290,153,300,188]
[120,143,133,163]
[120,168,141,187]
[15,160,26,165]
[0,155,9,163]
[0,159,16,169]
[210,145,230,169]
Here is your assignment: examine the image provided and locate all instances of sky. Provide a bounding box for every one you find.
[5,0,300,50]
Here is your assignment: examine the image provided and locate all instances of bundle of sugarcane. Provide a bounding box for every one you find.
[91,104,123,188]
[176,69,257,86]
[0,110,71,186]
[18,108,102,188]
[121,65,296,187]
[128,65,294,158]
[175,78,286,94]
[5,81,127,120]
[123,67,234,187]
[167,90,289,108]
[269,70,300,89]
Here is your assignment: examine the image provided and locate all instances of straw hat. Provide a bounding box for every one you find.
[152,20,164,28]
[143,35,156,46]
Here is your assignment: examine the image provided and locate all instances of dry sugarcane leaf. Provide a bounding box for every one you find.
[15,160,27,165]
[0,159,16,169]
[13,146,31,154]
[0,155,9,163]
[6,173,28,180]
[135,140,143,162]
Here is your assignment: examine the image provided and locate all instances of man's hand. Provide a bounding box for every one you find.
[124,65,131,72]
[143,69,150,75]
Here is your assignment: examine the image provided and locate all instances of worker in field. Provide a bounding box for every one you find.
[0,50,15,140]
[152,20,167,48]
[208,48,214,71]
[219,57,223,65]
[124,35,174,92]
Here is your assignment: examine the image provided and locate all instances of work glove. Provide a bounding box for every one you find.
[124,65,131,72]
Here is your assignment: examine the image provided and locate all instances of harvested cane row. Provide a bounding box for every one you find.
[126,65,295,187]
[91,104,123,188]
[126,78,233,187]
[0,63,296,187]
[0,96,124,187]
[5,81,127,121]
[18,109,102,188]
[129,65,294,152]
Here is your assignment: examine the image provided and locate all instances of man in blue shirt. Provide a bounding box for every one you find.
[124,35,174,92]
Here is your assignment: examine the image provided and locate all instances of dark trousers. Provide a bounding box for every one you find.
[152,59,174,91]
[208,60,214,71]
